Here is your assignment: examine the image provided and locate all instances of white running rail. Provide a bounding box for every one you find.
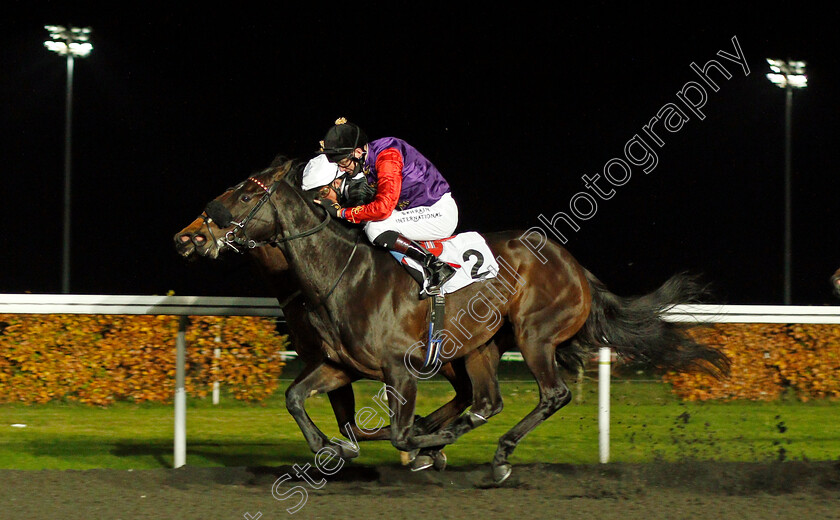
[3,294,840,467]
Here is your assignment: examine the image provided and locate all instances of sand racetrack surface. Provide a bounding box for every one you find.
[2,461,839,519]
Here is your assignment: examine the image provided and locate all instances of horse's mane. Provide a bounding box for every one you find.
[268,154,306,187]
[266,153,365,242]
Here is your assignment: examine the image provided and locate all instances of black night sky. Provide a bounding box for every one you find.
[2,4,839,305]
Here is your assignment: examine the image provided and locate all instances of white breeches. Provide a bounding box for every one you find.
[364,192,458,242]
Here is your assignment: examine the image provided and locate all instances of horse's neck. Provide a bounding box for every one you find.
[277,192,372,301]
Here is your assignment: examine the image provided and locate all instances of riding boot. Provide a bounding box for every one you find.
[401,240,457,298]
[375,232,456,298]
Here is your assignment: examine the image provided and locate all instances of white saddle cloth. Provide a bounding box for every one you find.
[400,231,498,295]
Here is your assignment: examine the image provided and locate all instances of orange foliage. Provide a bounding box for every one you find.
[778,324,840,401]
[0,314,287,405]
[665,323,840,401]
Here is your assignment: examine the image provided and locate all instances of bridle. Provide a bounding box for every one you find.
[202,174,331,253]
[199,168,358,302]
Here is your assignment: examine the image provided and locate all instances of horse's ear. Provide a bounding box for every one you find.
[269,154,288,168]
[272,165,288,182]
[272,159,304,185]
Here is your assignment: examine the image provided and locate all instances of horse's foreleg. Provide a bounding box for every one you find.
[327,385,391,442]
[285,362,362,459]
[412,358,472,435]
[381,344,505,455]
[380,365,422,452]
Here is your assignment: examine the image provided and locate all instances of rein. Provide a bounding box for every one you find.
[219,176,331,251]
[323,233,360,302]
[278,176,360,302]
[207,169,357,303]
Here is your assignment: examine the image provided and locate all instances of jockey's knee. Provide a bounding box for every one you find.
[371,230,400,248]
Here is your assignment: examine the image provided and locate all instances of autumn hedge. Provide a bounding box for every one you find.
[0,314,287,405]
[664,323,840,401]
[2,316,839,405]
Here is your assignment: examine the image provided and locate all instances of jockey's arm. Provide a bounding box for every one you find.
[341,148,403,223]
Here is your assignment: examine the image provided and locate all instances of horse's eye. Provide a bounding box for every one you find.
[241,194,252,203]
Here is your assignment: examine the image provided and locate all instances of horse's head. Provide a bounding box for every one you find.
[173,157,322,261]
[174,163,292,260]
[832,268,840,298]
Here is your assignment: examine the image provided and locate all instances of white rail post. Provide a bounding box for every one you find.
[212,330,221,405]
[598,346,611,463]
[576,364,584,403]
[174,315,188,468]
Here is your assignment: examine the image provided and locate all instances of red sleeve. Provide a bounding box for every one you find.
[344,148,403,223]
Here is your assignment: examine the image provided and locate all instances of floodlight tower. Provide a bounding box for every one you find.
[766,59,807,305]
[44,25,93,294]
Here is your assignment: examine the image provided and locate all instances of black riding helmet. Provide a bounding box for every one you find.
[319,118,368,163]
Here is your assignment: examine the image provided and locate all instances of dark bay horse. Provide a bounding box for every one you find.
[180,157,729,483]
[175,205,472,469]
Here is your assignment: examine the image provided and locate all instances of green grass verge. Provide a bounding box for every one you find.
[1,378,838,470]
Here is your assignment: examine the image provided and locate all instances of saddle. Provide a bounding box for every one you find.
[395,232,499,296]
[391,232,499,368]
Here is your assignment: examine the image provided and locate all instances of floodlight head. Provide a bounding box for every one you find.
[766,73,788,87]
[44,25,93,57]
[788,75,808,88]
[765,58,808,89]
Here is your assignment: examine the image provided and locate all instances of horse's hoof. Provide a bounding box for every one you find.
[400,449,419,466]
[399,451,413,466]
[492,463,512,484]
[410,454,434,472]
[432,450,447,471]
[334,446,360,460]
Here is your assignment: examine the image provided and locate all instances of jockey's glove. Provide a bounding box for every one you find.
[315,198,344,219]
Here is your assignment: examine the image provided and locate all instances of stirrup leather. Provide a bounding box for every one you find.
[424,294,446,368]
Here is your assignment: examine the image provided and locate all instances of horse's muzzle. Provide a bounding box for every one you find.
[174,229,217,259]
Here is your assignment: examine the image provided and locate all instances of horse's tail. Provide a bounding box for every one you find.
[566,270,730,377]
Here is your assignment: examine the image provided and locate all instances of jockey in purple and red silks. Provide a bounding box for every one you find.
[314,118,458,298]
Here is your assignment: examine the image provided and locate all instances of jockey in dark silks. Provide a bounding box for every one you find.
[314,118,458,298]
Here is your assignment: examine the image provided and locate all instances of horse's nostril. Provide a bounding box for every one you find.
[194,234,206,244]
[178,234,192,243]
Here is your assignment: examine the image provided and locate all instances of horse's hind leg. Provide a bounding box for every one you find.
[411,345,502,471]
[427,338,507,439]
[491,341,573,483]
